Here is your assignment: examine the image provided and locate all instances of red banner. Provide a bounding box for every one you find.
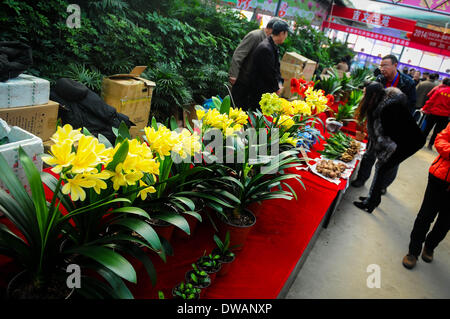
[331,5,416,32]
[322,21,450,57]
[411,25,450,51]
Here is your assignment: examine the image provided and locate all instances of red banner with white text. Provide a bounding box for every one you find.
[330,5,416,32]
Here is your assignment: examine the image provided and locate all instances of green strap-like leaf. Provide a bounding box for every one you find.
[106,139,129,171]
[118,121,131,140]
[112,218,162,253]
[18,147,48,240]
[126,244,158,287]
[109,206,150,219]
[154,212,190,235]
[220,95,231,115]
[67,246,137,283]
[96,266,134,299]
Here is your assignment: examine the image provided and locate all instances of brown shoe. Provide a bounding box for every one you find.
[402,254,417,269]
[421,247,433,263]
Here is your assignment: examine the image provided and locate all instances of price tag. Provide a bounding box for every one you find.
[299,146,313,170]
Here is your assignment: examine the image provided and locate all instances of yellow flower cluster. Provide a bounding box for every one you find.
[144,125,201,159]
[279,115,295,130]
[280,132,298,147]
[43,124,160,202]
[196,107,248,137]
[304,87,328,114]
[259,93,282,116]
[259,88,327,117]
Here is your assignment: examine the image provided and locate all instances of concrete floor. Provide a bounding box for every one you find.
[286,146,450,299]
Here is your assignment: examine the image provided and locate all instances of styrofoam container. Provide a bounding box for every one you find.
[0,119,44,196]
[0,74,50,108]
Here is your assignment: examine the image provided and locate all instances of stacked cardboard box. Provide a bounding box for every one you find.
[102,66,156,139]
[280,52,317,99]
[0,74,59,143]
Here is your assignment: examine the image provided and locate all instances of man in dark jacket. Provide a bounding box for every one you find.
[247,20,290,110]
[229,17,281,109]
[352,55,420,194]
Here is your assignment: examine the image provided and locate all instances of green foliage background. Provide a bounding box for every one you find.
[0,0,353,122]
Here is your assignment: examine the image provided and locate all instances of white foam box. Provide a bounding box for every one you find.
[0,119,44,197]
[0,74,50,108]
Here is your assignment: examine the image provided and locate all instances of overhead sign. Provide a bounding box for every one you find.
[322,21,412,47]
[410,25,450,51]
[322,21,450,57]
[330,5,417,32]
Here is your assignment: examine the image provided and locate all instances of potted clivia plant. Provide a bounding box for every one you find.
[185,263,211,298]
[172,281,201,300]
[178,95,307,251]
[1,124,171,299]
[212,232,236,277]
[196,252,222,284]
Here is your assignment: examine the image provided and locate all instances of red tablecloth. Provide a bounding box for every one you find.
[0,119,362,299]
[129,121,362,299]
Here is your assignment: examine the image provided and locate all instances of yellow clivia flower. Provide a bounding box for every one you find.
[42,141,76,174]
[229,107,248,125]
[138,180,156,201]
[83,170,113,194]
[71,135,102,174]
[50,124,83,145]
[196,108,206,120]
[61,174,96,201]
[144,126,178,159]
[279,115,295,130]
[292,100,311,116]
[280,98,294,116]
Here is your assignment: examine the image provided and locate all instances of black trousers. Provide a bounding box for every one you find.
[356,140,399,190]
[408,173,450,257]
[365,150,409,208]
[231,79,250,111]
[422,114,449,147]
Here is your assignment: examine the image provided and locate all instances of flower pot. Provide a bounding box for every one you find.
[147,218,175,242]
[196,257,222,285]
[217,209,256,252]
[212,248,236,277]
[7,270,74,300]
[185,270,210,298]
[173,213,200,240]
[172,283,200,300]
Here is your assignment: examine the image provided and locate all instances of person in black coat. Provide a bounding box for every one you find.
[353,82,425,213]
[247,20,290,111]
[351,55,417,194]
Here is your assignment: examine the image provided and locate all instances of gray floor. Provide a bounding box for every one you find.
[286,146,450,299]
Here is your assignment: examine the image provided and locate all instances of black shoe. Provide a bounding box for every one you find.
[351,179,365,187]
[359,196,368,201]
[381,188,387,195]
[353,201,376,213]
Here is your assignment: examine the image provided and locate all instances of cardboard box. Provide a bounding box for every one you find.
[0,120,43,195]
[0,74,50,108]
[102,66,156,138]
[0,100,59,142]
[280,52,317,99]
[280,61,304,99]
[282,52,308,65]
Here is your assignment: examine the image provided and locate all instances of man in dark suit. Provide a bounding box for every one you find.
[247,20,290,110]
[229,17,281,109]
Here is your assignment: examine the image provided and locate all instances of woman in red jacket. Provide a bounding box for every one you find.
[403,123,450,269]
[421,77,450,149]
